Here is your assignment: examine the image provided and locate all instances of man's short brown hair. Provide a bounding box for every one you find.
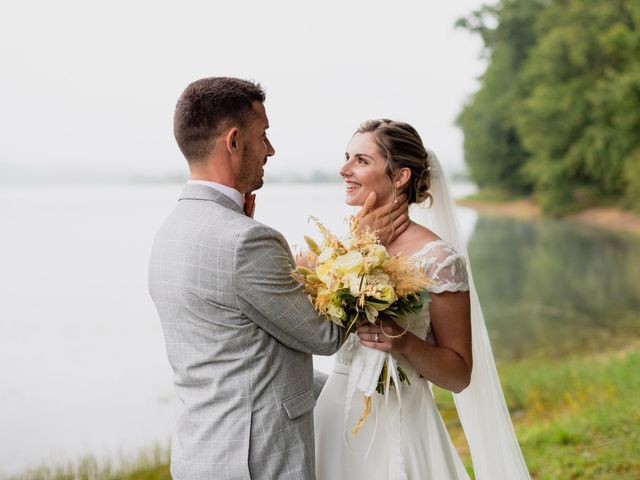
[173,77,266,164]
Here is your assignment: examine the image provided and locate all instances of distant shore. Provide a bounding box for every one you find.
[457,198,640,236]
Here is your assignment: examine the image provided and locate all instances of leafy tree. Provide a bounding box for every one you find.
[516,0,640,214]
[458,0,640,214]
[457,0,545,193]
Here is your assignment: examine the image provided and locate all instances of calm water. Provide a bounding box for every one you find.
[469,215,640,361]
[0,183,638,475]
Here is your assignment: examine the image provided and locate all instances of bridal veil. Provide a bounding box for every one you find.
[410,151,531,479]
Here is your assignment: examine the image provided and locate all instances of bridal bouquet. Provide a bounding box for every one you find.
[293,216,432,433]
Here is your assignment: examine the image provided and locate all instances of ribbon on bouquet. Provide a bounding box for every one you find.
[343,345,408,480]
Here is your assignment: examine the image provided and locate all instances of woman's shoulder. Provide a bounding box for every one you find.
[403,226,470,292]
[405,224,455,259]
[411,223,441,245]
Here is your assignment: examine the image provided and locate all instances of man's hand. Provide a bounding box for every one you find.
[356,192,410,245]
[244,193,256,218]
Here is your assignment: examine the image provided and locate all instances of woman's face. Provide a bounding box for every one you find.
[340,132,394,207]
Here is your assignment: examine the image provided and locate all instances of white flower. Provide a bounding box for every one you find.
[342,234,355,249]
[317,246,336,263]
[364,304,379,323]
[344,273,365,296]
[333,251,364,275]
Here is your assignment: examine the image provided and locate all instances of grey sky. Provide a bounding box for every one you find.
[0,0,488,177]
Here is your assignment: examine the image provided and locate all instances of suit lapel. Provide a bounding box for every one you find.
[178,183,244,215]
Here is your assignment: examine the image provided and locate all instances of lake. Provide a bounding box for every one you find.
[0,183,638,475]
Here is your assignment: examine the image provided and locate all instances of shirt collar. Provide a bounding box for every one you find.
[187,180,244,210]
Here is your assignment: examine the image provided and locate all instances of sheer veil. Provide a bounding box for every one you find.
[410,151,531,479]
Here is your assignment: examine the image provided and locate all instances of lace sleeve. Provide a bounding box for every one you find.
[416,241,470,294]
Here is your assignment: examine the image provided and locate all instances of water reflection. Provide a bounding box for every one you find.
[469,216,640,361]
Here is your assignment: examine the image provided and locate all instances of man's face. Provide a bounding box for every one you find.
[238,102,275,193]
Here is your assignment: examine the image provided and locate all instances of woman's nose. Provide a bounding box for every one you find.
[340,162,351,178]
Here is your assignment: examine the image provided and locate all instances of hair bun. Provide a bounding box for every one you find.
[414,152,432,205]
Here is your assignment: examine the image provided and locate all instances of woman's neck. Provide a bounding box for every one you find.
[385,221,439,257]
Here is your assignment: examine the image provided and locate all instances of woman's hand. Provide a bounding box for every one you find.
[357,290,473,393]
[357,318,414,355]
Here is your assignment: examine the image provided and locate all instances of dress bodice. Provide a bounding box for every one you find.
[335,240,470,369]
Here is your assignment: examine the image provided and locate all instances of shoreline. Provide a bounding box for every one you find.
[457,198,640,236]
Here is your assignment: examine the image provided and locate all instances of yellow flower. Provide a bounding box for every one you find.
[317,246,336,263]
[327,302,346,322]
[316,261,335,286]
[371,244,388,264]
[333,251,364,275]
[370,282,397,310]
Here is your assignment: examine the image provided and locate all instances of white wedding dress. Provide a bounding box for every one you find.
[315,239,472,480]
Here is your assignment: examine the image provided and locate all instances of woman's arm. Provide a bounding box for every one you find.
[357,290,472,393]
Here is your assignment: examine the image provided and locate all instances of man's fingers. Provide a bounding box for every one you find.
[390,203,408,221]
[392,212,410,230]
[371,193,407,220]
[390,213,410,240]
[389,197,409,220]
[358,191,377,217]
[390,193,408,212]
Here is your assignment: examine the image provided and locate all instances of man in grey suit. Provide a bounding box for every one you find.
[149,77,409,479]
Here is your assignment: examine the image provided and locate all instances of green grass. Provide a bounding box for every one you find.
[435,343,640,479]
[9,345,640,480]
[459,187,529,204]
[7,446,170,480]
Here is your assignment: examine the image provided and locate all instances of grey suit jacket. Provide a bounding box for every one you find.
[148,184,342,480]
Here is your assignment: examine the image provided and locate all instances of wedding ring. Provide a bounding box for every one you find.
[375,333,380,343]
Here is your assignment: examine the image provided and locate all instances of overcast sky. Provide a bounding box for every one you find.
[0,0,489,178]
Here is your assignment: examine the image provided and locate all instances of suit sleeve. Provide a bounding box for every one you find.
[313,370,329,399]
[234,224,343,355]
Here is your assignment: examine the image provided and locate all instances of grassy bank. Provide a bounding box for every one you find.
[7,447,171,480]
[507,344,640,479]
[10,345,639,480]
[436,343,640,479]
[457,188,640,236]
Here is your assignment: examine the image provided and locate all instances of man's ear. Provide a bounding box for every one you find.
[394,167,411,189]
[225,128,240,154]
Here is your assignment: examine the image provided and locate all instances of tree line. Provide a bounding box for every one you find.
[457,0,640,215]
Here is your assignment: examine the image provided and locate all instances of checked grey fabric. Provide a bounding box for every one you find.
[148,184,342,480]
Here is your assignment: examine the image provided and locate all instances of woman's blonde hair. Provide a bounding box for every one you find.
[356,119,432,206]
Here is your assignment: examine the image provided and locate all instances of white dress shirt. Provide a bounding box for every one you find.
[188,180,245,210]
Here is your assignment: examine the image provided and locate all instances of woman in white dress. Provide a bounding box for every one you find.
[314,119,530,480]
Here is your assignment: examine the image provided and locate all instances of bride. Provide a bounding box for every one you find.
[314,119,530,479]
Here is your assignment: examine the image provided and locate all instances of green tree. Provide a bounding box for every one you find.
[459,0,640,214]
[515,0,640,214]
[457,0,545,193]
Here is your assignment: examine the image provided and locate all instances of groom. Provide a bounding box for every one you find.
[149,77,409,480]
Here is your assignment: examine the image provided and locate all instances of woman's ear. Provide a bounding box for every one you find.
[394,167,411,189]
